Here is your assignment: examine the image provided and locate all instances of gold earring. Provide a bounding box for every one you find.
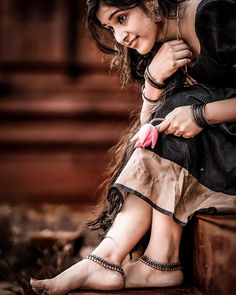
[154,6,163,24]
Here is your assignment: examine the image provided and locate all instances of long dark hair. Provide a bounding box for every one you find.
[86,0,187,248]
[86,0,186,86]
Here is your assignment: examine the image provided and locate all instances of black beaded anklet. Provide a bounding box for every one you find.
[85,254,125,277]
[139,255,182,271]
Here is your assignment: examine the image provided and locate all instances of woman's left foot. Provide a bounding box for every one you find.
[30,258,124,295]
[124,260,184,288]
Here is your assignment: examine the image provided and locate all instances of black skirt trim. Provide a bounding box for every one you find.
[112,183,187,226]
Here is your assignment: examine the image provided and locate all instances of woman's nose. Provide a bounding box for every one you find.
[114,30,129,46]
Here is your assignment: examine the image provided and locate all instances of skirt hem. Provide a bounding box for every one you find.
[113,183,187,226]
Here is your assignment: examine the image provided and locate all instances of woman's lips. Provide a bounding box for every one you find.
[128,36,139,48]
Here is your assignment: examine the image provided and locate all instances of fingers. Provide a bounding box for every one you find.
[156,119,171,133]
[164,41,193,69]
[148,39,194,85]
[157,120,193,138]
[174,43,191,52]
[155,105,203,139]
[166,39,186,46]
[175,58,192,67]
[174,131,183,137]
[165,40,193,60]
[165,39,191,51]
[174,49,193,60]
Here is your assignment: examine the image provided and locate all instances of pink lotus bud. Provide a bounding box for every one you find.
[130,123,158,149]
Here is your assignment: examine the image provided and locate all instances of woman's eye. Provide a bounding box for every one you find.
[118,15,127,24]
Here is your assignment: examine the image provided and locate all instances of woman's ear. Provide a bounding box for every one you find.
[145,0,163,24]
[145,0,155,10]
[145,0,160,16]
[146,0,158,9]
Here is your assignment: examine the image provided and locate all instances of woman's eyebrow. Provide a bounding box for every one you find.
[108,9,123,21]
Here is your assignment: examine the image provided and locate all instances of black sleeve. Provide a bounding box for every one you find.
[196,0,236,67]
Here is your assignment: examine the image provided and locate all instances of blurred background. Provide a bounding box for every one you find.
[0,0,140,205]
[0,1,140,292]
[0,2,235,294]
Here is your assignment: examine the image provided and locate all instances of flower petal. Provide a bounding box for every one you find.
[131,124,159,149]
[130,133,139,142]
[135,141,143,148]
[151,127,158,148]
[138,124,152,144]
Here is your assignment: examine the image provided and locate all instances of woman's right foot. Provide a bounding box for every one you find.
[124,260,184,288]
[30,258,124,295]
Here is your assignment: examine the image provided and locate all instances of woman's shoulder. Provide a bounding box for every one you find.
[196,0,236,13]
[196,0,236,28]
[195,0,236,66]
[196,0,236,25]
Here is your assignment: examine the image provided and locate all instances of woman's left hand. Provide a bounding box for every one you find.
[157,106,202,138]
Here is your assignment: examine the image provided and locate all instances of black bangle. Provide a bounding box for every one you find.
[144,67,166,90]
[142,86,160,104]
[190,103,214,128]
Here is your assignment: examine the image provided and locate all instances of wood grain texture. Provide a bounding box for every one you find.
[193,215,236,295]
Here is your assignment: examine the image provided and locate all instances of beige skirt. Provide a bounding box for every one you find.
[113,148,236,225]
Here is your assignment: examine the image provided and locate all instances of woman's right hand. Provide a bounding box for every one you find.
[148,39,193,83]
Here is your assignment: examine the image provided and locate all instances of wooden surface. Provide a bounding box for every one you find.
[193,215,236,295]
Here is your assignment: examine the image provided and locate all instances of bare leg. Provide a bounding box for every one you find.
[30,195,152,295]
[125,209,184,288]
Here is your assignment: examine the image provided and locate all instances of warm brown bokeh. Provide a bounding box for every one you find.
[0,0,140,204]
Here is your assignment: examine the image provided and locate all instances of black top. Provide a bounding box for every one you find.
[152,0,236,195]
[190,0,236,87]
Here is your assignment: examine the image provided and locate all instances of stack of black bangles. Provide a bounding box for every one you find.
[144,66,166,90]
[190,103,214,128]
[142,85,160,104]
[144,66,214,129]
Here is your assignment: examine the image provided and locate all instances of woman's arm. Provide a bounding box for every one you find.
[140,85,165,125]
[205,98,236,124]
[157,97,236,138]
[140,102,155,125]
[140,39,192,124]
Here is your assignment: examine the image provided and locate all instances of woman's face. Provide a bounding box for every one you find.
[96,4,160,55]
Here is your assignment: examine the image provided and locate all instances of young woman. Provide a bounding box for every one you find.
[30,0,236,294]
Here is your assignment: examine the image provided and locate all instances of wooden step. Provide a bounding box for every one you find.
[0,93,137,120]
[0,72,139,93]
[0,73,140,120]
[0,73,140,203]
[0,150,109,203]
[193,214,236,295]
[0,120,124,148]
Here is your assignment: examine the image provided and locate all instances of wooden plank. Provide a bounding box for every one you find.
[0,150,109,202]
[0,91,138,119]
[0,72,139,92]
[193,215,236,294]
[0,120,126,146]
